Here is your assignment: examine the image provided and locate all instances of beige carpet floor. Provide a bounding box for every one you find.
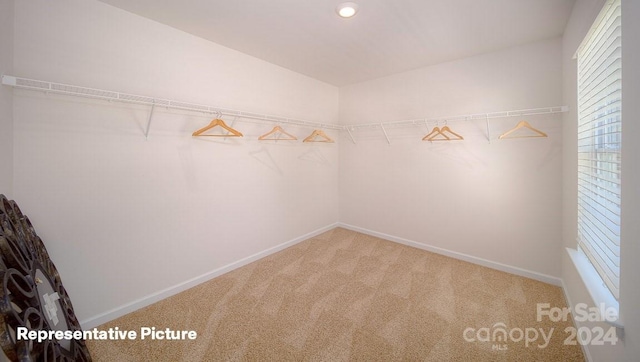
[87,228,584,361]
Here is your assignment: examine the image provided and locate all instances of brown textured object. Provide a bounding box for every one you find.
[0,195,92,361]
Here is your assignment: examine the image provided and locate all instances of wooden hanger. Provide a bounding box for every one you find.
[422,126,442,141]
[440,126,464,140]
[258,125,297,141]
[422,126,464,141]
[498,120,547,139]
[192,118,243,137]
[303,129,334,143]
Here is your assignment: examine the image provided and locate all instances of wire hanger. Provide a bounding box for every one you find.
[422,122,464,141]
[192,113,243,137]
[303,129,334,143]
[258,125,298,141]
[498,120,547,139]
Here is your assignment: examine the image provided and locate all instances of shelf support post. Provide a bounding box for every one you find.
[346,127,356,144]
[485,114,491,144]
[380,123,391,144]
[145,101,156,140]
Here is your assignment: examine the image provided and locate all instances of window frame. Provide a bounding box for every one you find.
[569,0,622,328]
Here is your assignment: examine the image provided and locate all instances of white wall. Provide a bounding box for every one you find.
[11,4,638,357]
[0,0,13,197]
[561,0,640,361]
[12,0,339,327]
[339,38,564,279]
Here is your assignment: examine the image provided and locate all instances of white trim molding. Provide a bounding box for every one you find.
[338,223,563,286]
[80,223,339,329]
[566,247,623,329]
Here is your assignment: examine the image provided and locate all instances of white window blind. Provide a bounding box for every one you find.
[576,0,621,300]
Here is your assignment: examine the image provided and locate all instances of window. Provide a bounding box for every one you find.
[576,0,621,300]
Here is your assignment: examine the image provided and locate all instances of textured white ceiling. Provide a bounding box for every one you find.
[97,0,575,86]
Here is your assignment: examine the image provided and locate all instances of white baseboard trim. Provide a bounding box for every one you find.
[560,278,593,362]
[337,223,563,287]
[80,222,339,329]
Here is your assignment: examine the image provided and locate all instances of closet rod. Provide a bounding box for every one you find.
[1,75,342,131]
[3,75,569,135]
[347,106,569,130]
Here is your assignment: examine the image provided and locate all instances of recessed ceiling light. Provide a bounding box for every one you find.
[336,2,359,18]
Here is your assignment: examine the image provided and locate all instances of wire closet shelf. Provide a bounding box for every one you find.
[1,75,342,132]
[2,75,568,141]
